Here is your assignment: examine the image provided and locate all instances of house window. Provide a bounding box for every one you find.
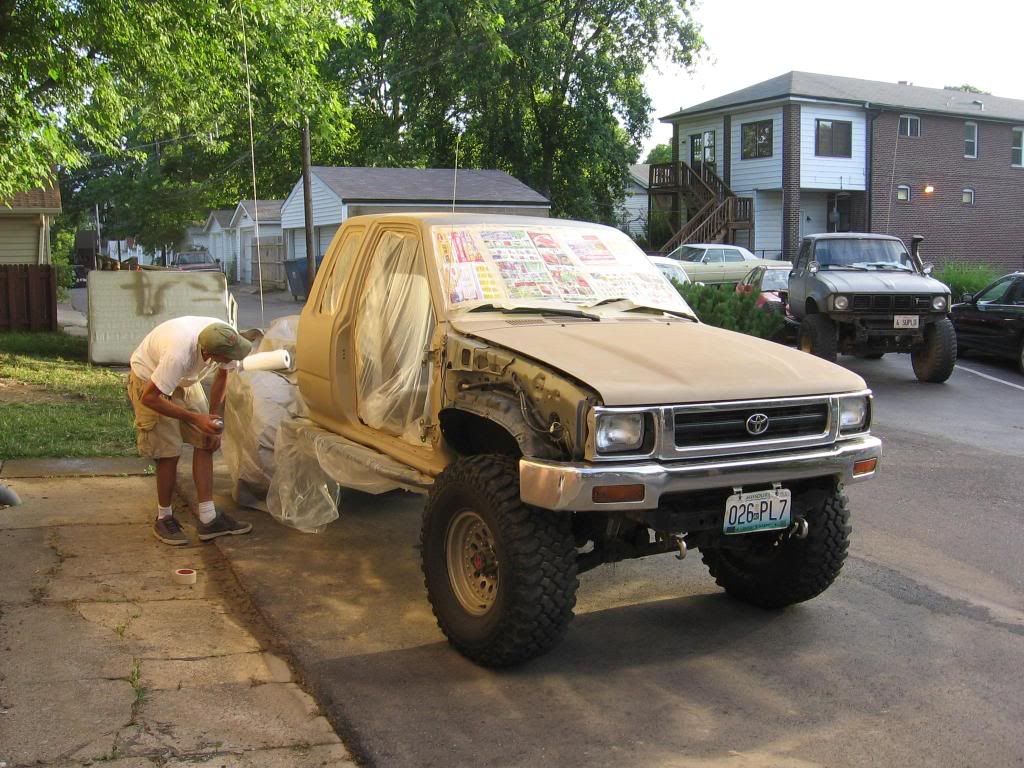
[962,188,975,205]
[815,119,852,157]
[1013,128,1023,167]
[964,122,978,158]
[897,185,911,202]
[899,115,920,137]
[741,120,773,159]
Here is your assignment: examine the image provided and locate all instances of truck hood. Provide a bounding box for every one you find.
[451,317,866,406]
[816,271,949,294]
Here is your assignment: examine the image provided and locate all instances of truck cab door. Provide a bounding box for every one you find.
[787,241,811,317]
[297,225,365,417]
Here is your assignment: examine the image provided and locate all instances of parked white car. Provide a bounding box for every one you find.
[648,255,691,286]
[666,243,789,284]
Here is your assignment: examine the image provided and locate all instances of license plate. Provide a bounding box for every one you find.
[724,488,792,535]
[894,315,919,329]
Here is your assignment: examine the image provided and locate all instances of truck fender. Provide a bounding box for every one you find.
[439,390,563,460]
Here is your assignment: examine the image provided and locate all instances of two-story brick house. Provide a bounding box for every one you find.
[654,71,1024,271]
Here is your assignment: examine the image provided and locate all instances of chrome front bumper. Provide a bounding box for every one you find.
[519,435,881,512]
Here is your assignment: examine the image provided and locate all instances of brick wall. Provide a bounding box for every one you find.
[870,110,1024,272]
[781,103,801,259]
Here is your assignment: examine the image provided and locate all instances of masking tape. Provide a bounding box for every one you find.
[172,568,197,585]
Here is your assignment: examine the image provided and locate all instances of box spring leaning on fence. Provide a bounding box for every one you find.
[0,264,58,332]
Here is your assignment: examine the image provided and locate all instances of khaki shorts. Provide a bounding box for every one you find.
[127,372,214,459]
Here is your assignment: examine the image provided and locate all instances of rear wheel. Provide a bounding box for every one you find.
[798,315,837,363]
[911,318,957,383]
[421,454,578,667]
[700,485,851,609]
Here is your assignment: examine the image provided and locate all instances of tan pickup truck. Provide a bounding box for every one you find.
[297,213,882,667]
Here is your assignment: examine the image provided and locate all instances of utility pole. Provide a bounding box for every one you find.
[301,117,316,294]
[93,203,102,270]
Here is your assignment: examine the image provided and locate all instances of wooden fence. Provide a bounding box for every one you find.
[248,242,287,288]
[0,265,58,332]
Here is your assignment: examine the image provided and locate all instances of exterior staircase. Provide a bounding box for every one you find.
[648,162,753,253]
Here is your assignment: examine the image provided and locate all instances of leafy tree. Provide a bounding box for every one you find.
[645,143,672,164]
[0,0,367,200]
[943,84,990,94]
[334,0,703,222]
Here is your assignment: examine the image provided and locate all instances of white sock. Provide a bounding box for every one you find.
[197,500,217,525]
[157,505,173,520]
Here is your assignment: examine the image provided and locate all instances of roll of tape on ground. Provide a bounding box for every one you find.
[173,568,197,585]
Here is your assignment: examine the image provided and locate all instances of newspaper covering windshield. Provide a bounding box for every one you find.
[432,224,689,312]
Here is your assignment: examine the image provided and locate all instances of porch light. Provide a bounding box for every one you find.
[924,184,935,195]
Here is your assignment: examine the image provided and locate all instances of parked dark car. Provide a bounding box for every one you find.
[950,272,1024,373]
[169,250,222,272]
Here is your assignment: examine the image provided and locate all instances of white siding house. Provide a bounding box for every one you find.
[228,200,283,284]
[799,103,867,190]
[202,210,235,280]
[0,184,61,265]
[729,107,783,194]
[618,164,649,239]
[280,167,551,263]
[674,117,726,170]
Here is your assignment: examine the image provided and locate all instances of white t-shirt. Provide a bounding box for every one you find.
[130,316,238,396]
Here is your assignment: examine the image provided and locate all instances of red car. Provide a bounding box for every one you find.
[737,264,798,341]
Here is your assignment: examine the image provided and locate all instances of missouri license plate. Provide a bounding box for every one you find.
[723,488,792,535]
[894,315,919,329]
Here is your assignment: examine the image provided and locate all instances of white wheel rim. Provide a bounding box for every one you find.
[445,509,500,616]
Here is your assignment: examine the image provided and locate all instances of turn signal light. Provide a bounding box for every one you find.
[592,484,645,504]
[853,458,877,477]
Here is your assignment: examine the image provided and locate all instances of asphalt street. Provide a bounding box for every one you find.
[212,349,1024,768]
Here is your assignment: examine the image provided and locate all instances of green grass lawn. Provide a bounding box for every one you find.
[0,332,136,459]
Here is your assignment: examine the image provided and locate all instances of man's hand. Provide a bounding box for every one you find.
[190,413,224,437]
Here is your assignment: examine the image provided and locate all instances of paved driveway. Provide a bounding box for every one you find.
[210,351,1024,767]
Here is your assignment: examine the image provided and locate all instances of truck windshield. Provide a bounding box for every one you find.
[813,239,914,271]
[432,223,693,317]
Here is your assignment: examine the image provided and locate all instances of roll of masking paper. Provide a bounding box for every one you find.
[240,349,292,372]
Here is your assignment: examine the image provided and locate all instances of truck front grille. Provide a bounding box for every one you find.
[674,402,829,448]
[851,294,932,312]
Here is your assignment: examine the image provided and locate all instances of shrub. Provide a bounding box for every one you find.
[934,263,1001,301]
[676,282,784,340]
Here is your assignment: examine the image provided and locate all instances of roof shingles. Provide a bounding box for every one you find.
[662,71,1024,124]
[311,167,549,205]
[2,183,62,212]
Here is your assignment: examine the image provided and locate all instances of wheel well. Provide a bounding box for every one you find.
[805,298,819,315]
[439,409,521,458]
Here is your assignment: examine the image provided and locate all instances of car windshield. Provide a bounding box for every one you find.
[657,262,689,284]
[176,252,212,265]
[674,246,706,263]
[760,269,789,291]
[433,223,693,317]
[813,239,914,271]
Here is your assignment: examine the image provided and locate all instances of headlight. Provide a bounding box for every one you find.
[839,396,869,432]
[931,295,947,311]
[833,295,850,311]
[595,412,645,453]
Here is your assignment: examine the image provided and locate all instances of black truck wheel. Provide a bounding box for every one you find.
[911,317,957,383]
[798,315,838,363]
[421,454,578,667]
[700,485,851,609]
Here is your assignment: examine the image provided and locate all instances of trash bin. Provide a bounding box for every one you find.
[284,255,325,301]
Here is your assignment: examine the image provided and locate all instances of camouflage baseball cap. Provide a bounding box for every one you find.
[198,322,251,360]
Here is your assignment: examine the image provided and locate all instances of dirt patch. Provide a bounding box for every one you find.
[0,378,87,405]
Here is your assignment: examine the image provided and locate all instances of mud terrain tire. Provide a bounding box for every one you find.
[798,314,838,363]
[911,317,957,383]
[700,485,851,609]
[421,454,578,667]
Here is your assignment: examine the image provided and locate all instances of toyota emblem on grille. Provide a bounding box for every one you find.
[746,413,770,435]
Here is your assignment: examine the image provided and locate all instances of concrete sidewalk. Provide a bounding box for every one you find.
[0,467,353,767]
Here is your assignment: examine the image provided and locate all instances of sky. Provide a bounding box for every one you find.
[642,0,1024,157]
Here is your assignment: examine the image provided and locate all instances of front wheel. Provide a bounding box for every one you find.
[700,484,851,609]
[911,318,957,383]
[421,455,578,667]
[798,315,838,363]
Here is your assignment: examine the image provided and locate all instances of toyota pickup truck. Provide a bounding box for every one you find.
[296,213,882,667]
